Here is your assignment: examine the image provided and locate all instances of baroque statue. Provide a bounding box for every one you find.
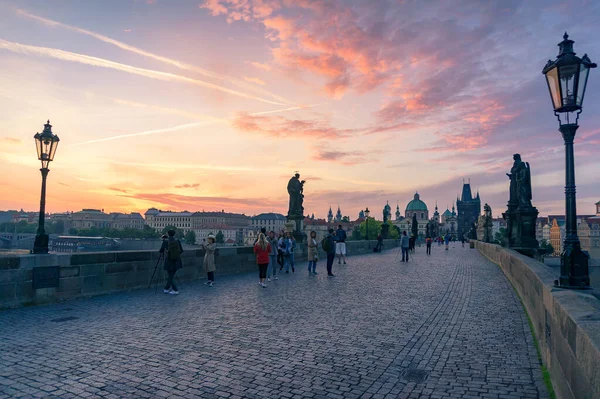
[287,172,305,219]
[506,154,533,209]
[503,154,539,254]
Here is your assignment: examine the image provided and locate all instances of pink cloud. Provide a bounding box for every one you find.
[232,112,361,139]
[311,149,375,165]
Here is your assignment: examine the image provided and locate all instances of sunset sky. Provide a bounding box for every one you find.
[1,0,599,219]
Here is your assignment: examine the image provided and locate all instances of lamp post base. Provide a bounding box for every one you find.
[32,233,49,254]
[556,242,590,289]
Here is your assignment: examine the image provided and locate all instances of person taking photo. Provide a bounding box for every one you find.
[159,230,183,295]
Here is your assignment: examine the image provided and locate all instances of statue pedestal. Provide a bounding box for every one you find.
[503,204,539,252]
[286,216,306,243]
[380,223,390,239]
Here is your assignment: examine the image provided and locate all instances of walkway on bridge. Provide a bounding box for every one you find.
[0,245,549,398]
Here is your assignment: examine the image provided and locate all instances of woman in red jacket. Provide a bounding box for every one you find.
[253,233,271,288]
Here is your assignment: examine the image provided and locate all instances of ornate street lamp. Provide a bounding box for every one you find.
[543,33,595,288]
[32,120,60,254]
[364,207,371,247]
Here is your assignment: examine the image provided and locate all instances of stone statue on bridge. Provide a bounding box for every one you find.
[506,154,533,210]
[503,154,539,255]
[287,172,305,219]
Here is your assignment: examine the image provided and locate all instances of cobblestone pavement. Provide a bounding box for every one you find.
[0,245,549,399]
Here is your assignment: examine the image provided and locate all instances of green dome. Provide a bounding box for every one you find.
[406,193,428,211]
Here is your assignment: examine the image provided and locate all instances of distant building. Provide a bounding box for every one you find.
[146,210,193,233]
[327,206,334,223]
[334,206,343,223]
[491,218,507,240]
[578,201,600,259]
[192,211,250,244]
[404,192,429,221]
[72,209,114,230]
[550,219,563,256]
[439,205,457,237]
[457,182,481,239]
[250,213,286,233]
[111,213,145,230]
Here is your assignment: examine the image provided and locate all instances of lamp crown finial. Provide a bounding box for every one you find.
[564,32,569,40]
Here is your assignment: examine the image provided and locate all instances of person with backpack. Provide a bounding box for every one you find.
[253,233,271,288]
[335,224,347,264]
[201,234,217,287]
[322,228,336,277]
[159,229,183,295]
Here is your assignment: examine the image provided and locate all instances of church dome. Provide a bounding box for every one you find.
[442,209,452,217]
[406,192,428,212]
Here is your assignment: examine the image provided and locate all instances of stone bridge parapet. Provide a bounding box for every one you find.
[0,239,398,309]
[474,240,600,399]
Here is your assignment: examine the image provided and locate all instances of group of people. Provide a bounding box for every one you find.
[159,229,217,294]
[159,225,467,293]
[252,225,348,287]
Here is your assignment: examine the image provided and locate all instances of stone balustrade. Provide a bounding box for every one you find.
[0,239,398,309]
[474,241,600,399]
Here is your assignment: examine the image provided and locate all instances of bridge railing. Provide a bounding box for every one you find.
[0,239,399,309]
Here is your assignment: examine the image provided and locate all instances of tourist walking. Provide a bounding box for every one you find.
[400,231,410,262]
[461,237,465,248]
[322,228,336,276]
[444,235,450,251]
[266,231,279,281]
[375,233,383,252]
[281,232,293,273]
[426,236,432,255]
[335,224,347,264]
[159,229,183,295]
[288,232,296,272]
[307,230,319,275]
[201,234,217,286]
[253,233,271,288]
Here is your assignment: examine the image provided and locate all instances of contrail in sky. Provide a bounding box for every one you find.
[0,39,286,106]
[71,103,324,146]
[71,122,212,146]
[15,8,292,105]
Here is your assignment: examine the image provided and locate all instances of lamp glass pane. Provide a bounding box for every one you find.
[559,63,578,108]
[35,136,42,160]
[545,67,561,109]
[48,138,58,161]
[576,64,589,106]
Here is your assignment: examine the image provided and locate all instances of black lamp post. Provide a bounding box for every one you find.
[364,207,371,248]
[32,120,60,254]
[543,33,595,289]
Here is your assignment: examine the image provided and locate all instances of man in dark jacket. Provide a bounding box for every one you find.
[324,228,336,277]
[400,231,410,262]
[159,229,183,294]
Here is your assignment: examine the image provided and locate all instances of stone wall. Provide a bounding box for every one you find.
[0,239,398,309]
[474,241,600,399]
